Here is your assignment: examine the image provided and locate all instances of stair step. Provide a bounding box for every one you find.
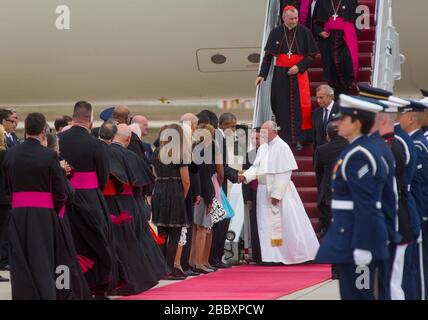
[359,0,376,12]
[312,53,373,68]
[297,187,318,203]
[304,202,320,219]
[359,41,374,53]
[290,143,313,157]
[311,221,320,234]
[292,172,316,188]
[296,156,313,172]
[308,68,372,83]
[360,27,376,41]
[309,81,370,96]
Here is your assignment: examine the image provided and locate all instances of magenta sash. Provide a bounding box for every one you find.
[70,172,99,190]
[324,17,359,81]
[299,0,311,26]
[12,192,54,209]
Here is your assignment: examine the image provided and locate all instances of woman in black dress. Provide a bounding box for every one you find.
[151,124,190,280]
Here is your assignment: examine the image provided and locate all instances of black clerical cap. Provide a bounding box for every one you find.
[100,106,115,121]
[334,94,383,120]
[400,100,428,113]
[358,84,392,100]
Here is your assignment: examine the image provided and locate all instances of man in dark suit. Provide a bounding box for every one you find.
[196,111,239,269]
[131,115,153,162]
[242,128,262,263]
[312,85,340,152]
[313,121,348,239]
[0,109,20,148]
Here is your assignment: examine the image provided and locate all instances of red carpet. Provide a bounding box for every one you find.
[120,264,331,300]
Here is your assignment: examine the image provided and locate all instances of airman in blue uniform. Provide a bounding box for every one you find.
[399,99,428,300]
[316,94,388,300]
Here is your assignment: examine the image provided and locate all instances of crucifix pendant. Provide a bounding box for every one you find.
[332,13,338,20]
[287,51,292,59]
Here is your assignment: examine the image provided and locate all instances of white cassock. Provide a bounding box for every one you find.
[243,136,319,264]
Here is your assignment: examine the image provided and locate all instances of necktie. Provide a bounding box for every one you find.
[323,108,329,130]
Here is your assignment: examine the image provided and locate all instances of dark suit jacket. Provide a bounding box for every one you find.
[313,136,348,205]
[312,102,340,151]
[5,133,20,149]
[141,141,153,162]
[215,131,238,194]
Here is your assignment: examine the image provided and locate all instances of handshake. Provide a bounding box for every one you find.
[237,171,246,184]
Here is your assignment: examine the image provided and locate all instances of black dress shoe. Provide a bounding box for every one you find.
[184,270,200,276]
[0,275,9,282]
[193,267,212,274]
[214,262,232,269]
[163,273,187,281]
[173,267,187,278]
[0,264,10,271]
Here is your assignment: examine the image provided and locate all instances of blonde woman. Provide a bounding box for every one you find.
[151,124,190,280]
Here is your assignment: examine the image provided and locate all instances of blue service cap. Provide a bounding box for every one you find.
[334,94,384,120]
[100,106,115,121]
[358,84,392,100]
[400,100,428,113]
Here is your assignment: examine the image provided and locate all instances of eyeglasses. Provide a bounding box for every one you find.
[4,119,17,124]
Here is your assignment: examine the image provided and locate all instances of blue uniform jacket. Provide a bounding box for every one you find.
[370,131,401,244]
[410,129,428,225]
[394,124,419,239]
[316,135,389,264]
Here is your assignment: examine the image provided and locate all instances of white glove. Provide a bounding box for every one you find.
[417,231,423,244]
[353,249,372,266]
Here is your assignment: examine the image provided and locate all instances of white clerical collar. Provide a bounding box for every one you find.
[350,134,362,144]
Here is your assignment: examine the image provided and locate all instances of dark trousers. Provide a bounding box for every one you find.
[158,226,182,271]
[318,202,332,233]
[249,207,261,263]
[210,218,231,265]
[403,242,422,300]
[181,225,193,271]
[337,263,375,300]
[0,205,10,267]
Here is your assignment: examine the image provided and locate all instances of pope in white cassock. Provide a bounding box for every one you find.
[240,121,319,264]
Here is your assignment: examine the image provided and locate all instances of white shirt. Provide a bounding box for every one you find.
[322,101,335,123]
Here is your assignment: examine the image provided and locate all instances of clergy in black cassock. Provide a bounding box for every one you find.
[3,113,85,300]
[103,124,169,295]
[257,6,317,147]
[313,0,359,94]
[58,101,118,296]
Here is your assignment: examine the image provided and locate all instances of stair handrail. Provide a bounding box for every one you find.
[372,0,402,91]
[252,0,279,128]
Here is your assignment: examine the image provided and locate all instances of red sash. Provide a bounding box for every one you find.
[276,54,312,130]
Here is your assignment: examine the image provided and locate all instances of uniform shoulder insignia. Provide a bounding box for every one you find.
[341,146,377,181]
[414,140,428,154]
[394,135,410,165]
[357,164,369,179]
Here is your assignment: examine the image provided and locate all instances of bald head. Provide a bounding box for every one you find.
[112,104,130,124]
[131,115,149,136]
[180,113,199,132]
[113,124,132,147]
[261,121,279,142]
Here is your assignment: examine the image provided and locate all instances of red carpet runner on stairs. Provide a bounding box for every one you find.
[120,264,331,300]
